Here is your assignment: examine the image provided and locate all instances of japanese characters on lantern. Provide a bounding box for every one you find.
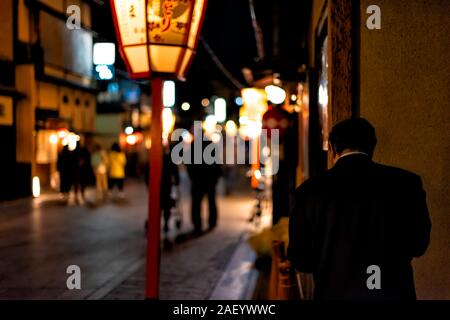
[111,0,207,79]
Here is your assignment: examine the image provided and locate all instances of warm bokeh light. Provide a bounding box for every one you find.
[201,98,210,107]
[49,134,58,145]
[57,128,68,139]
[225,120,238,136]
[126,134,137,146]
[67,134,78,151]
[125,126,134,135]
[93,42,116,65]
[319,84,328,106]
[145,137,152,149]
[162,107,176,139]
[203,115,217,134]
[182,130,193,144]
[214,98,227,123]
[32,176,40,198]
[254,169,262,180]
[239,116,249,126]
[163,81,175,107]
[265,85,286,104]
[181,102,191,111]
[211,133,221,143]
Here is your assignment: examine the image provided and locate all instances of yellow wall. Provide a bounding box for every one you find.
[15,65,36,163]
[38,82,59,110]
[38,82,96,132]
[359,0,450,299]
[40,0,64,12]
[0,0,13,60]
[18,0,31,43]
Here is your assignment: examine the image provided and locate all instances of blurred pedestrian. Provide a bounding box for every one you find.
[108,142,127,199]
[288,118,431,300]
[57,145,75,202]
[91,144,109,202]
[73,143,91,204]
[186,139,222,235]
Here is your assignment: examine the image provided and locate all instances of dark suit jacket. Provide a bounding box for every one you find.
[287,154,431,300]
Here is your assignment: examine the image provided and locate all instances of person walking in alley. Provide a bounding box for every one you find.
[91,144,109,202]
[187,139,222,235]
[57,145,75,203]
[73,143,91,204]
[108,142,127,199]
[287,118,431,300]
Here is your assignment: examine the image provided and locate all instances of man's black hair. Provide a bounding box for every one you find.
[329,117,377,157]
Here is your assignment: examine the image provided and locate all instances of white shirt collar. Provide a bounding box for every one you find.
[337,151,369,161]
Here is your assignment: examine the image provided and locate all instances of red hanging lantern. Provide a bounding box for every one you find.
[110,0,208,300]
[111,0,207,80]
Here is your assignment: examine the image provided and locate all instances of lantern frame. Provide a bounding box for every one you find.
[110,0,208,80]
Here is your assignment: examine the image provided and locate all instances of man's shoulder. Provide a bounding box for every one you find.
[294,171,334,197]
[372,162,422,184]
[295,162,422,195]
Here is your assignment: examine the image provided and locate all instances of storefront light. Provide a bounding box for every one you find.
[214,98,227,123]
[247,120,262,139]
[182,130,193,144]
[57,129,68,139]
[203,115,217,133]
[239,116,249,126]
[265,85,286,104]
[181,102,190,111]
[145,137,152,149]
[225,120,237,136]
[162,108,176,139]
[32,176,40,198]
[125,126,134,135]
[163,81,175,107]
[201,98,210,107]
[262,146,270,157]
[67,134,78,151]
[49,134,58,145]
[211,133,221,143]
[95,65,114,80]
[126,134,137,146]
[254,169,262,180]
[93,42,116,65]
[319,84,328,106]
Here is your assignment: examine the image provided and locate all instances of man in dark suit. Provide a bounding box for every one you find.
[287,118,431,300]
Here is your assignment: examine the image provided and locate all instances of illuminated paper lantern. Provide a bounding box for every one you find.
[111,0,207,80]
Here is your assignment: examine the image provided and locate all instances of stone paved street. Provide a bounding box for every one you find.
[0,168,258,300]
[104,194,256,300]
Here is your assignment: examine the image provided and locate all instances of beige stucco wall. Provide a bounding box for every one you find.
[359,0,450,299]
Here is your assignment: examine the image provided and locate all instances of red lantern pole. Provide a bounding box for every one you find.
[146,78,163,299]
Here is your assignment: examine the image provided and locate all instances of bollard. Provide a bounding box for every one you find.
[268,240,285,299]
[278,260,300,300]
[268,240,300,300]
